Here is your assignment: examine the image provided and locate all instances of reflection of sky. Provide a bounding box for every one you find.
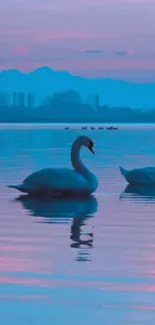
[0,0,155,80]
[1,127,155,323]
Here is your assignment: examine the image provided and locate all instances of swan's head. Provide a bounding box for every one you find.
[88,139,94,155]
[74,136,95,154]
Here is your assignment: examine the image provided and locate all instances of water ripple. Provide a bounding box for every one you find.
[0,127,155,324]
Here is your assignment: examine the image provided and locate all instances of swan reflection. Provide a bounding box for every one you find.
[16,194,97,218]
[120,184,155,202]
[16,195,98,261]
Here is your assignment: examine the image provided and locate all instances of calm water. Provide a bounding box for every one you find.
[1,126,155,324]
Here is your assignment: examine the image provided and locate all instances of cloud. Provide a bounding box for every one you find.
[81,48,104,54]
[115,50,134,56]
[13,45,30,55]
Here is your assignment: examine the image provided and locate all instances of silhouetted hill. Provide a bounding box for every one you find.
[0,66,155,108]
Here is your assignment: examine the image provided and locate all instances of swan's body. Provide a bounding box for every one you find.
[119,166,155,185]
[8,136,98,196]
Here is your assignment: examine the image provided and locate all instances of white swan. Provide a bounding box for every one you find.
[8,136,98,196]
[119,166,155,185]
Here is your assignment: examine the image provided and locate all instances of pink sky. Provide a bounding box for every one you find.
[0,0,155,80]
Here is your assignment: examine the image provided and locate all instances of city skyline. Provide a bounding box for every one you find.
[0,0,155,81]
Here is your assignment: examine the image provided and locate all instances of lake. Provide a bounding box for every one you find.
[1,125,155,324]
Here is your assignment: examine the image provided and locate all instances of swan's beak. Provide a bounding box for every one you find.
[91,148,95,155]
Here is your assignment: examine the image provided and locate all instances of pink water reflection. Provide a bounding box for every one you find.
[0,128,155,324]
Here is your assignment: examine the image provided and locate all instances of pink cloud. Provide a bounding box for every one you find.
[80,48,104,54]
[34,30,106,42]
[44,58,155,71]
[126,49,134,56]
[1,58,155,72]
[30,0,155,11]
[1,58,155,82]
[0,294,50,301]
[13,45,30,55]
[115,50,134,56]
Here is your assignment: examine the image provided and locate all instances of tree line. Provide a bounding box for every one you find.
[0,89,154,123]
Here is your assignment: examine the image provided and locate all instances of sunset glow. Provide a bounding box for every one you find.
[0,0,155,80]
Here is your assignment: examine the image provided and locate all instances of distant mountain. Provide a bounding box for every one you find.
[0,66,155,108]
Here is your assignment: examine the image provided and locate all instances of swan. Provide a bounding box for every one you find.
[119,166,155,186]
[8,136,98,196]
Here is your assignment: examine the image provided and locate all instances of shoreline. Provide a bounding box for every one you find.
[0,122,155,129]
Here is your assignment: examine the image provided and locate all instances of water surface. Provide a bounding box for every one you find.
[0,126,155,324]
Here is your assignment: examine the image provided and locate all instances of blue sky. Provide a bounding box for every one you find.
[0,0,155,80]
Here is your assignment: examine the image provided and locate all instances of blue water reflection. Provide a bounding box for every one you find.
[121,184,155,202]
[1,125,155,324]
[16,194,98,219]
[17,194,97,262]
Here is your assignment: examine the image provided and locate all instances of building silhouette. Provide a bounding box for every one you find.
[27,92,34,108]
[13,92,17,106]
[0,92,9,107]
[18,92,25,107]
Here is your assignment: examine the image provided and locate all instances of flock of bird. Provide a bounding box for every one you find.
[65,126,118,130]
[8,135,155,197]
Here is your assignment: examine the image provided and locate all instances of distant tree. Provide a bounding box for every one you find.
[59,89,82,105]
[42,89,82,109]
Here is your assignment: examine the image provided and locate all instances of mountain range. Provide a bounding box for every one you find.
[0,66,155,109]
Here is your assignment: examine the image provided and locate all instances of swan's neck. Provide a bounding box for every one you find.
[71,142,98,190]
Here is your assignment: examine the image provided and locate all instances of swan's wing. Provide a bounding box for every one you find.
[23,168,89,192]
[127,167,155,185]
